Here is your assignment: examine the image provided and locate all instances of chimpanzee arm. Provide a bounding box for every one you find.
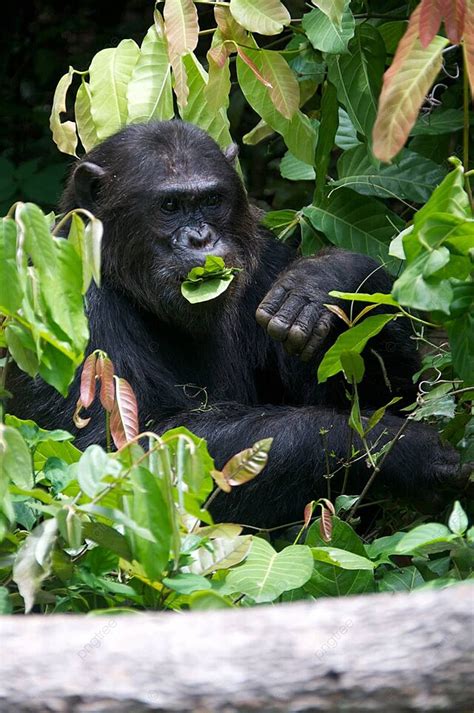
[155,403,465,529]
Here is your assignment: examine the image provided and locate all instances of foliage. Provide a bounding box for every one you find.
[0,0,473,613]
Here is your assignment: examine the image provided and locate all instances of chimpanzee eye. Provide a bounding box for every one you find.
[204,193,221,208]
[161,197,179,213]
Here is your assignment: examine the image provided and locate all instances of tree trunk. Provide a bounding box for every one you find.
[0,585,473,712]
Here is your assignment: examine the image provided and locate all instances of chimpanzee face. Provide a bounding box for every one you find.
[65,121,261,320]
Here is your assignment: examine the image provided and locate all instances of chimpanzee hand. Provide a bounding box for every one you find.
[256,250,386,361]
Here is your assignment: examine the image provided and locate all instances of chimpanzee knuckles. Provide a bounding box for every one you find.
[73,162,107,209]
[256,286,333,360]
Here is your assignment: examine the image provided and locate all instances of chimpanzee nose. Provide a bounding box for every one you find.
[177,225,216,250]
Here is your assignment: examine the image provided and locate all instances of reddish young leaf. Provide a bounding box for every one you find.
[304,500,315,528]
[214,5,248,45]
[441,0,465,44]
[319,505,334,543]
[211,469,232,493]
[79,352,97,409]
[319,498,336,515]
[418,0,443,48]
[324,303,351,327]
[110,377,139,449]
[222,437,273,487]
[236,47,273,88]
[73,399,91,429]
[97,354,115,412]
[464,0,474,96]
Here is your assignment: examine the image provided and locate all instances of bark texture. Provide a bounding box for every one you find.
[0,585,473,712]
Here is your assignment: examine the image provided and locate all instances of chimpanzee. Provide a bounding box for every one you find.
[8,121,468,528]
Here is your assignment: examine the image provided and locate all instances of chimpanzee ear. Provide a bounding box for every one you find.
[223,143,239,165]
[73,161,107,210]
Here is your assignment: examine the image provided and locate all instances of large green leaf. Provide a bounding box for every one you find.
[327,24,385,143]
[13,518,58,612]
[302,0,355,54]
[89,39,140,140]
[280,152,315,181]
[180,53,232,149]
[226,538,313,603]
[74,80,99,153]
[126,466,172,581]
[0,424,34,490]
[303,189,403,272]
[0,218,22,314]
[335,146,446,203]
[127,22,174,123]
[237,44,317,164]
[229,0,290,35]
[49,68,78,157]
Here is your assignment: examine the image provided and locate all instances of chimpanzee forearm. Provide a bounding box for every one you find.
[155,403,461,528]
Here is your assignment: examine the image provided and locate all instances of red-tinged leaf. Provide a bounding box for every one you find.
[441,0,465,44]
[236,47,273,88]
[73,399,91,430]
[319,505,334,543]
[372,5,449,162]
[110,377,139,449]
[80,353,97,409]
[324,303,351,326]
[163,0,199,57]
[419,0,442,48]
[304,501,315,528]
[319,498,336,515]
[221,438,273,488]
[215,5,248,45]
[464,0,474,96]
[97,354,115,412]
[170,54,189,108]
[208,40,230,69]
[211,469,232,493]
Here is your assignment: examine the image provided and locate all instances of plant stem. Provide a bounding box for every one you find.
[463,55,473,204]
[347,418,411,520]
[0,350,11,423]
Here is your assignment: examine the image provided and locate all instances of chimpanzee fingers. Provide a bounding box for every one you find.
[265,295,306,342]
[299,313,333,361]
[283,303,318,355]
[256,285,288,329]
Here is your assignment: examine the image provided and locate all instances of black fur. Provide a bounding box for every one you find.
[8,121,466,528]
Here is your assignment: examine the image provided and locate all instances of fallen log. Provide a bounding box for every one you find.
[0,585,473,712]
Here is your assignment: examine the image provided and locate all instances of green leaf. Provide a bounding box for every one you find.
[126,466,172,581]
[0,587,12,614]
[0,218,23,314]
[317,314,396,383]
[13,518,58,612]
[181,254,240,304]
[447,312,474,383]
[340,350,365,384]
[335,108,360,150]
[311,0,345,26]
[89,39,140,141]
[414,162,471,224]
[448,500,469,536]
[377,566,424,593]
[189,590,233,609]
[0,424,34,490]
[303,189,403,274]
[280,152,315,181]
[395,523,456,555]
[188,535,252,576]
[229,0,290,36]
[127,22,174,124]
[77,445,122,498]
[163,572,211,594]
[410,108,466,136]
[314,81,338,203]
[49,68,78,157]
[335,146,446,203]
[237,43,317,165]
[226,538,313,603]
[180,53,233,150]
[311,546,375,570]
[303,0,355,54]
[75,80,98,153]
[329,291,399,307]
[327,24,385,143]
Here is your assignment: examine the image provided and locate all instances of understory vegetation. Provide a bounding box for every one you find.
[0,0,473,613]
